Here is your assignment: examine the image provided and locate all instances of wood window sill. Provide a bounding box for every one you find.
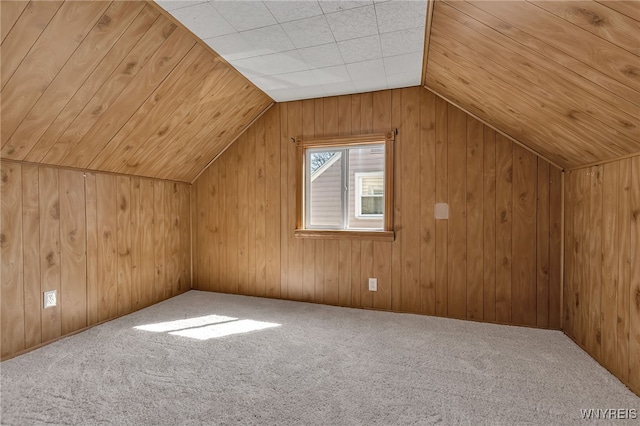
[294,229,395,242]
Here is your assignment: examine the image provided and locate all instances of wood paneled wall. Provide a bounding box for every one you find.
[0,160,190,359]
[564,157,640,395]
[0,1,272,182]
[192,86,562,328]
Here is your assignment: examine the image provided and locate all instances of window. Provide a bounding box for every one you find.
[295,132,394,241]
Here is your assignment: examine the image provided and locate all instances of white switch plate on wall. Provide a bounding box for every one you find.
[368,278,377,291]
[44,290,57,309]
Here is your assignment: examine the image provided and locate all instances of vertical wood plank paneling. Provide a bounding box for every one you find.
[1,160,191,360]
[179,183,191,292]
[255,118,267,298]
[85,172,98,325]
[400,87,421,314]
[447,103,466,319]
[21,165,41,347]
[434,96,448,316]
[1,162,24,357]
[536,160,550,328]
[265,106,281,298]
[153,180,165,302]
[629,157,640,392]
[208,163,220,292]
[601,162,619,373]
[96,174,117,322]
[140,179,155,307]
[190,88,563,343]
[466,117,483,320]
[59,169,86,334]
[116,176,132,315]
[495,135,513,323]
[226,142,239,294]
[617,159,631,383]
[39,167,61,341]
[195,171,208,291]
[390,89,403,311]
[483,128,497,322]
[130,177,142,310]
[512,146,537,326]
[237,133,250,295]
[279,103,289,299]
[588,166,603,360]
[549,166,562,329]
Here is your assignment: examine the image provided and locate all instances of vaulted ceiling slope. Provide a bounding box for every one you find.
[1,1,272,182]
[424,0,640,170]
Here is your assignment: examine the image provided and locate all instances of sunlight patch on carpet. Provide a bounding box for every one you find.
[134,315,237,332]
[170,319,281,340]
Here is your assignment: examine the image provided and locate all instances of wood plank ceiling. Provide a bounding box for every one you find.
[425,0,640,170]
[1,1,273,182]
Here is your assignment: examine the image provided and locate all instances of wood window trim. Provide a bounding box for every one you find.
[295,131,395,241]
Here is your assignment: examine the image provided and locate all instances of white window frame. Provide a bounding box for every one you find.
[355,171,384,219]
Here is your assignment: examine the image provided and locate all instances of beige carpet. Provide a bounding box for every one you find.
[1,290,638,425]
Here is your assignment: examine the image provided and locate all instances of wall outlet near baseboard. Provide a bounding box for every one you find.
[368,278,377,291]
[44,290,57,309]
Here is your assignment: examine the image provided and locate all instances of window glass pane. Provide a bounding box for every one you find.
[307,150,343,228]
[348,145,384,230]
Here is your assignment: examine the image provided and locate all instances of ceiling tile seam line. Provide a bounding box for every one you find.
[524,0,640,59]
[450,1,640,106]
[19,3,151,164]
[3,1,110,148]
[147,1,275,104]
[422,85,565,171]
[190,101,275,184]
[0,158,191,185]
[83,42,199,171]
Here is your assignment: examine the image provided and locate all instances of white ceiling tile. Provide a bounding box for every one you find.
[312,64,351,85]
[209,1,277,32]
[169,3,235,39]
[383,52,422,76]
[257,50,310,76]
[205,33,256,61]
[241,25,295,55]
[230,55,269,79]
[322,80,357,97]
[346,58,385,82]
[337,35,381,64]
[264,1,324,23]
[269,85,327,102]
[299,43,344,69]
[281,15,335,49]
[155,1,207,12]
[353,77,387,93]
[380,27,424,57]
[385,71,420,89]
[325,5,378,41]
[252,75,291,91]
[374,0,427,33]
[319,1,373,14]
[272,70,319,87]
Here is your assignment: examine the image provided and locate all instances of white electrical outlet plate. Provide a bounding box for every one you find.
[368,278,377,292]
[44,290,57,309]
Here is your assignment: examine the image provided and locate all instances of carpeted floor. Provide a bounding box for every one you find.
[1,291,638,425]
